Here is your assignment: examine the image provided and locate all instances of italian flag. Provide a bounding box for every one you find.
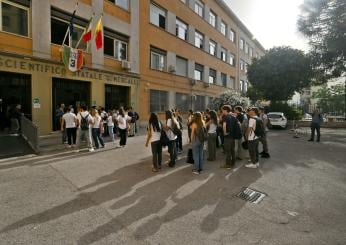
[82,17,93,43]
[95,17,103,49]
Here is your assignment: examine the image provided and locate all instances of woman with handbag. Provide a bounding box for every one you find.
[145,113,162,172]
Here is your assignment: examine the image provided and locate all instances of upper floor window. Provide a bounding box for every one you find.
[229,53,235,66]
[209,10,216,27]
[176,56,188,77]
[176,18,188,40]
[209,68,216,84]
[220,21,226,36]
[194,0,204,17]
[150,3,166,29]
[194,63,204,81]
[51,9,87,50]
[194,30,204,49]
[150,89,168,113]
[221,47,226,62]
[209,40,216,56]
[221,73,227,87]
[1,0,30,37]
[107,0,129,10]
[245,42,249,54]
[249,47,253,57]
[240,59,244,71]
[229,29,235,42]
[245,63,248,73]
[150,46,166,71]
[104,35,128,61]
[240,38,244,50]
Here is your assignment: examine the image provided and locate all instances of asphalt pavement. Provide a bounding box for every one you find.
[0,128,345,245]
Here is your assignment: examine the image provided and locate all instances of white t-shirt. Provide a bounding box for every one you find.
[208,122,217,134]
[93,114,102,128]
[150,124,161,142]
[248,117,258,141]
[62,112,77,128]
[77,111,93,129]
[166,118,177,141]
[117,115,131,130]
[107,115,114,127]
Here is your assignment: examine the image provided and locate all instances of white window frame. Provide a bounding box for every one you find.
[0,0,30,37]
[209,10,216,27]
[240,59,244,71]
[104,37,128,61]
[209,40,216,56]
[150,3,166,29]
[249,47,253,57]
[221,47,226,62]
[209,69,216,84]
[229,29,235,42]
[229,53,235,66]
[194,0,204,17]
[194,31,204,49]
[220,21,226,36]
[245,42,249,54]
[150,50,166,71]
[240,38,244,50]
[176,18,188,40]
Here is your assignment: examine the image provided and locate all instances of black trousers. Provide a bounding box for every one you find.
[119,128,127,146]
[310,123,321,141]
[248,139,259,164]
[224,137,235,166]
[167,140,177,167]
[151,140,162,169]
[66,127,77,145]
[176,132,183,151]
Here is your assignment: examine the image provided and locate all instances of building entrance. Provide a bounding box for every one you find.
[105,84,130,110]
[0,72,31,131]
[52,78,90,131]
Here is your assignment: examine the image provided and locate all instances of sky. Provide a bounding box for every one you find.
[225,0,310,51]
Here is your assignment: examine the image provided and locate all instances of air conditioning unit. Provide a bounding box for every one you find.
[204,82,210,88]
[121,61,131,70]
[168,65,176,73]
[190,79,197,86]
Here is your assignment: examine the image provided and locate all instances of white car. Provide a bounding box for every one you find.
[267,112,288,129]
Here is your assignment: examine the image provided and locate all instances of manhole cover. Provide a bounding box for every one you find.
[237,187,267,204]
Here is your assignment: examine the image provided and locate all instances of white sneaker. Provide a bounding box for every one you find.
[74,149,80,153]
[245,163,258,168]
[256,162,260,167]
[89,148,94,152]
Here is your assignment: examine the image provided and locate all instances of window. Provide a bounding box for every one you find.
[221,47,226,62]
[209,10,216,27]
[176,92,190,112]
[244,81,248,92]
[1,0,29,36]
[249,47,253,57]
[229,76,235,88]
[240,38,244,50]
[245,63,248,73]
[51,9,87,50]
[195,95,205,111]
[150,89,168,112]
[150,3,166,29]
[240,80,244,92]
[194,0,204,17]
[107,0,129,10]
[229,53,235,66]
[240,59,244,71]
[209,40,216,56]
[104,36,128,60]
[221,73,227,87]
[176,18,188,40]
[150,47,166,71]
[176,56,188,77]
[229,29,235,42]
[209,68,216,84]
[194,63,203,81]
[194,30,204,49]
[245,42,249,54]
[220,21,226,36]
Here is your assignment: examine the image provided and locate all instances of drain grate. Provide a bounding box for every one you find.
[236,187,267,204]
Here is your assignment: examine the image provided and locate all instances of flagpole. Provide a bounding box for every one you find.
[75,13,95,50]
[61,2,79,47]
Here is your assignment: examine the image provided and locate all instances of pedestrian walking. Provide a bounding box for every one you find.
[245,107,260,168]
[190,112,206,174]
[76,105,94,152]
[205,110,218,161]
[91,109,105,149]
[115,107,131,147]
[61,106,78,149]
[145,113,162,172]
[308,108,323,142]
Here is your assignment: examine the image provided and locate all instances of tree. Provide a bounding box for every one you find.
[312,84,345,114]
[209,89,250,110]
[298,0,346,79]
[247,46,313,102]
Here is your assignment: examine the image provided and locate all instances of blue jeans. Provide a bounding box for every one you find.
[92,128,104,148]
[108,126,115,142]
[167,140,177,167]
[192,141,204,172]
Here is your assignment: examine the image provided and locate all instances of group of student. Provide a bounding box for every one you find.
[145,105,271,174]
[59,104,139,152]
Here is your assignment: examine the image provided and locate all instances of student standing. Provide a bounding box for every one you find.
[164,110,177,167]
[116,108,131,147]
[61,106,77,149]
[107,110,115,143]
[145,113,162,172]
[205,110,218,161]
[190,112,206,174]
[245,107,260,168]
[308,108,323,142]
[91,109,105,149]
[77,105,94,152]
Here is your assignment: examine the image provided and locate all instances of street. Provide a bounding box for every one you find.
[0,128,346,245]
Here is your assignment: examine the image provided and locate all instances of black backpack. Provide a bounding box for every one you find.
[80,114,89,130]
[226,115,242,139]
[172,120,182,136]
[251,117,265,137]
[196,126,208,142]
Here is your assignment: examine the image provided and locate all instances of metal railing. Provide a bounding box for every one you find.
[21,115,39,153]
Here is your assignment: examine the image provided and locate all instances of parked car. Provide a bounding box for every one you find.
[267,112,288,129]
[302,113,312,121]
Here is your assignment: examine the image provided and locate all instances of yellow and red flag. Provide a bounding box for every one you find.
[95,17,103,49]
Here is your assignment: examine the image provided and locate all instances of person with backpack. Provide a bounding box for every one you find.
[115,107,132,147]
[221,105,242,169]
[145,113,162,172]
[163,110,177,167]
[77,105,94,152]
[259,107,270,158]
[190,112,206,174]
[234,106,247,160]
[245,107,261,168]
[205,110,218,161]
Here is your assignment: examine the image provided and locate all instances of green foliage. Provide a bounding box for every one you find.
[209,89,250,110]
[247,46,313,101]
[312,84,345,113]
[298,0,346,80]
[246,86,264,103]
[268,102,304,120]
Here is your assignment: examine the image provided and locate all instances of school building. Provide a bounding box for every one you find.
[0,0,264,136]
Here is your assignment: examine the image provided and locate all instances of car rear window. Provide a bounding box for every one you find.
[268,114,282,118]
